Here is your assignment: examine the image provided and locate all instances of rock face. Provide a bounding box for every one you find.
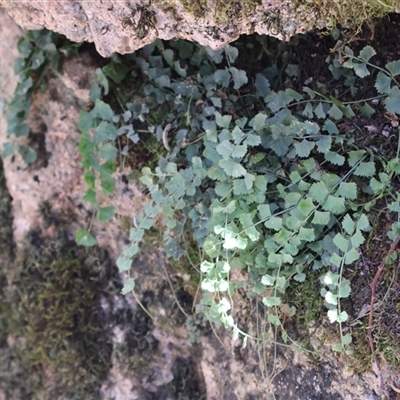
[2,8,400,400]
[0,0,302,57]
[1,0,398,58]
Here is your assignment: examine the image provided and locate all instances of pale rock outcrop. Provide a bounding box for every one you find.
[0,0,388,58]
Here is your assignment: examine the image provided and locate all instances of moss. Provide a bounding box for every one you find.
[155,0,261,22]
[292,0,397,32]
[0,160,14,261]
[157,0,208,19]
[141,227,202,298]
[158,0,395,33]
[165,231,201,295]
[214,0,262,24]
[289,268,324,327]
[114,297,158,374]
[0,159,14,348]
[179,0,208,19]
[0,231,121,399]
[341,205,400,373]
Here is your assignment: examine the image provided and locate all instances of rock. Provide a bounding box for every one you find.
[1,0,399,58]
[0,9,145,260]
[2,8,400,400]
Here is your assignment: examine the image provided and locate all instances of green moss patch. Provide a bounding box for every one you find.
[214,0,262,24]
[0,231,121,399]
[293,0,397,31]
[156,0,261,22]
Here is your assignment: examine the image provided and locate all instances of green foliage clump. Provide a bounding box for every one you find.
[2,29,80,164]
[76,53,154,244]
[7,24,400,363]
[80,38,400,354]
[0,233,119,399]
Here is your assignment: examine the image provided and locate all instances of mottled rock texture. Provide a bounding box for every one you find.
[1,0,398,57]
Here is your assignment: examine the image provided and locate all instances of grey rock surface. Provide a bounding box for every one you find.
[0,1,347,57]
